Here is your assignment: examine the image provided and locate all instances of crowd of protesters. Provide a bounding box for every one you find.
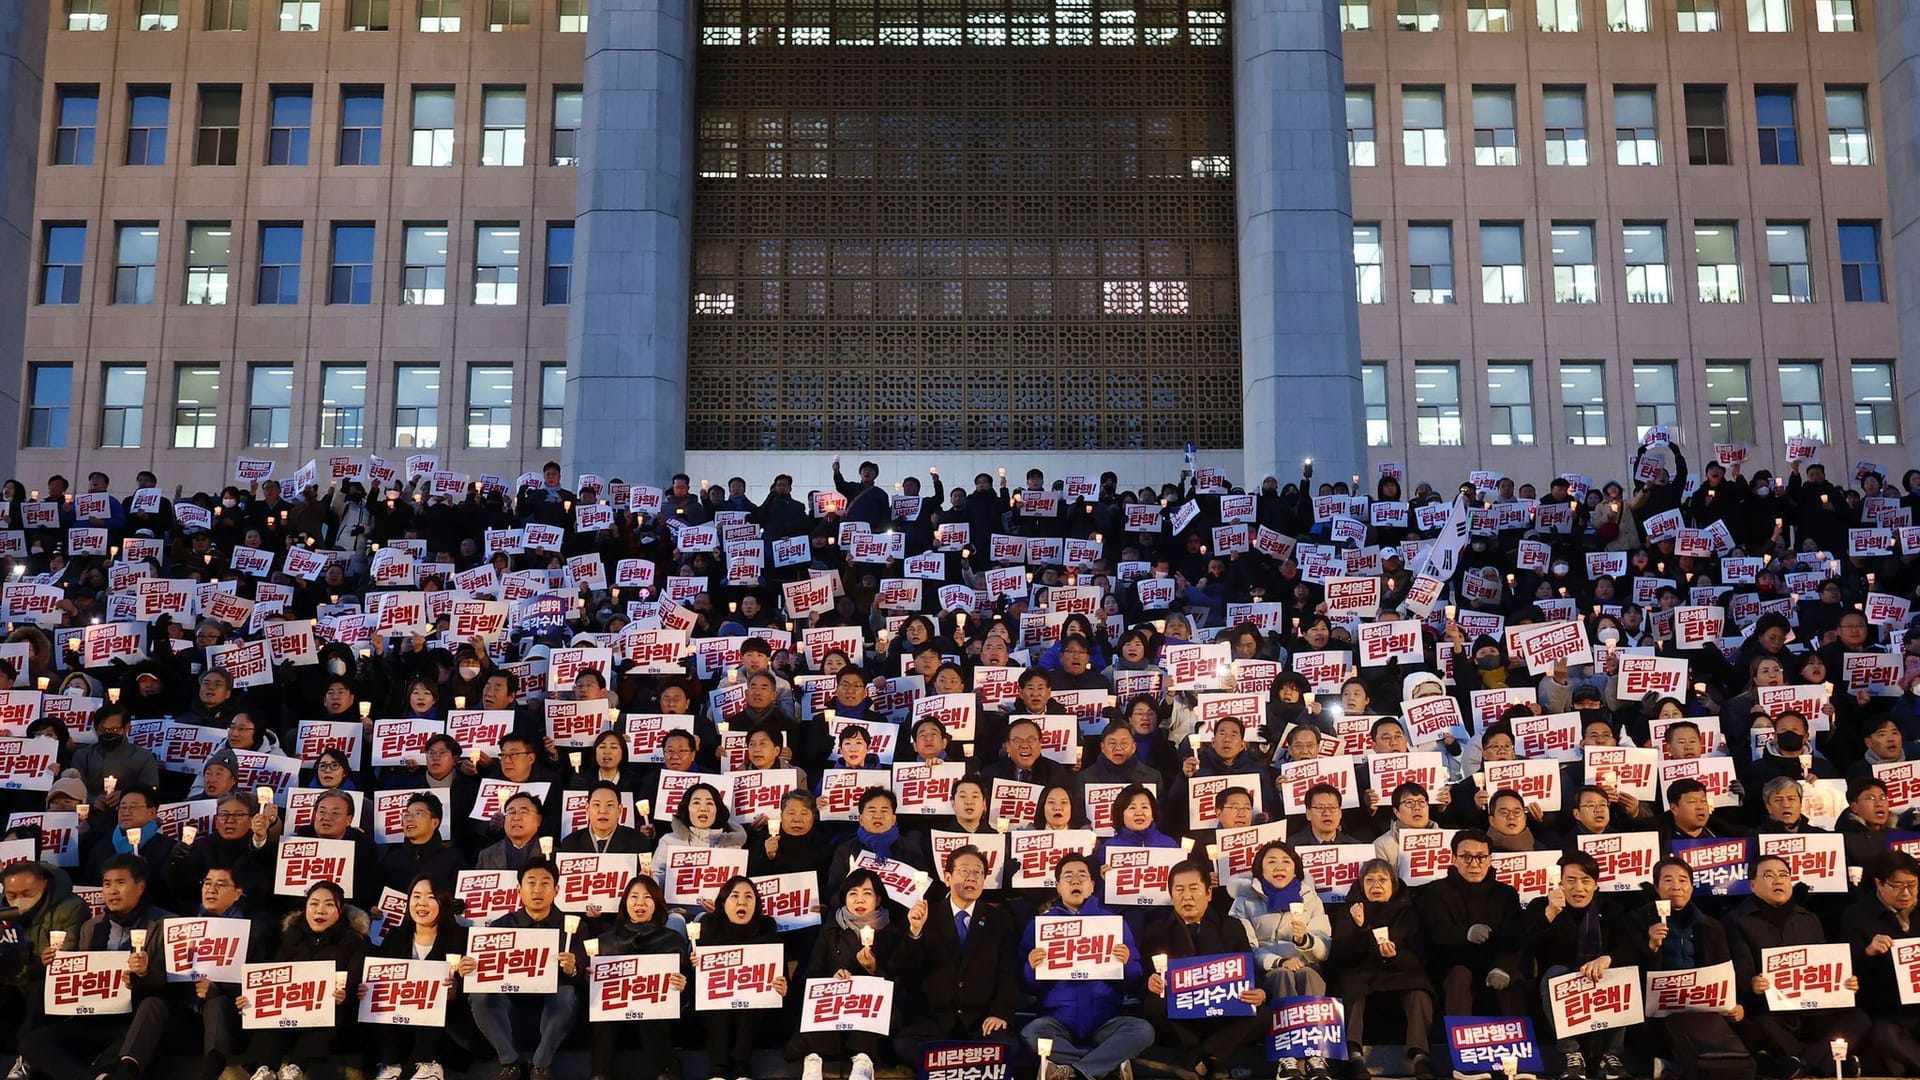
[0,435,1914,1080]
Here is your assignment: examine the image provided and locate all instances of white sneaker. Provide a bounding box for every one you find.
[374,1067,404,1080]
[249,1069,275,1080]
[802,1055,824,1080]
[277,1066,306,1080]
[7,1057,27,1080]
[409,1065,445,1080]
[850,1054,876,1080]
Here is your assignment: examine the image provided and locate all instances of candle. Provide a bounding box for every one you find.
[636,799,651,818]
[454,696,467,710]
[358,701,372,719]
[125,828,141,850]
[1179,836,1195,853]
[539,837,555,857]
[1151,953,1168,974]
[1655,899,1671,922]
[1547,865,1562,886]
[1187,734,1202,752]
[35,676,47,691]
[334,971,348,993]
[444,953,462,973]
[49,930,66,951]
[994,817,1011,833]
[1037,1037,1054,1059]
[103,775,118,794]
[107,687,120,703]
[128,929,148,951]
[468,747,483,763]
[1473,771,1486,789]
[256,785,274,808]
[569,752,582,770]
[858,926,875,948]
[564,914,581,938]
[639,853,653,873]
[1501,1056,1519,1079]
[584,939,600,958]
[181,825,198,846]
[75,804,89,822]
[1371,927,1390,945]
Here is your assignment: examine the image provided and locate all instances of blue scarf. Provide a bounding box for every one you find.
[113,821,158,856]
[1112,824,1176,849]
[857,823,899,862]
[1260,877,1306,912]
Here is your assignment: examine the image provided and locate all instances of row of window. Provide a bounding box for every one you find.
[1346,83,1873,171]
[1352,219,1881,306]
[1361,359,1898,449]
[65,0,585,34]
[1345,0,1855,34]
[39,220,573,308]
[51,84,581,168]
[23,363,566,451]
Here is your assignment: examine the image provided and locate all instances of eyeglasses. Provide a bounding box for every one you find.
[1883,879,1920,894]
[1453,853,1490,864]
[215,811,251,821]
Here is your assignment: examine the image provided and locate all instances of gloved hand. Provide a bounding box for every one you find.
[1486,968,1511,990]
[1466,923,1492,945]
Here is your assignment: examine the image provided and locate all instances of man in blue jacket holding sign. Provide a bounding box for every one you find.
[1019,852,1154,1080]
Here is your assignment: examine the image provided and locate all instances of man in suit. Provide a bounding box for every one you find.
[891,844,1020,1064]
[1142,859,1271,1080]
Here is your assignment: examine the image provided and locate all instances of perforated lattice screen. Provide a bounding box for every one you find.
[686,0,1242,451]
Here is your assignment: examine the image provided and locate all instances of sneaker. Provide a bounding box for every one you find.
[1560,1053,1586,1080]
[1118,1063,1136,1080]
[1278,1061,1306,1079]
[802,1055,824,1080]
[530,1069,552,1080]
[1045,1068,1075,1080]
[1412,1053,1438,1080]
[850,1054,877,1080]
[1306,1057,1336,1080]
[249,1069,275,1080]
[493,1067,525,1080]
[1597,1055,1626,1080]
[375,1068,404,1080]
[8,1056,28,1080]
[277,1067,306,1080]
[410,1066,446,1080]
[1348,1049,1374,1079]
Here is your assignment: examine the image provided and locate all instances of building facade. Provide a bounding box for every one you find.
[4,0,1905,498]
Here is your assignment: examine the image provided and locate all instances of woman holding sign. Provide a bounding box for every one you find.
[695,877,788,1080]
[583,876,687,1080]
[366,875,466,1080]
[786,868,900,1074]
[652,784,747,918]
[236,880,368,1080]
[1328,858,1436,1079]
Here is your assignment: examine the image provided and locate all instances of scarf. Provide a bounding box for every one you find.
[113,821,158,856]
[1111,824,1173,849]
[1486,826,1536,853]
[1260,877,1306,912]
[834,905,891,933]
[857,823,899,862]
[1658,905,1697,969]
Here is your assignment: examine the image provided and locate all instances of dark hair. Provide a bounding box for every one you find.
[858,786,897,813]
[1557,851,1601,880]
[1109,783,1159,828]
[944,844,989,875]
[100,853,148,883]
[676,782,732,829]
[503,790,545,815]
[1449,828,1491,852]
[405,792,444,821]
[618,874,668,928]
[518,858,558,883]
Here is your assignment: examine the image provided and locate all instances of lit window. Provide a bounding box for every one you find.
[402,223,448,306]
[1614,86,1659,165]
[552,88,582,166]
[185,222,231,305]
[419,0,461,31]
[394,366,440,448]
[1408,223,1454,305]
[1551,223,1597,304]
[1363,364,1390,446]
[481,87,526,167]
[1487,363,1535,447]
[1632,362,1679,439]
[320,366,367,448]
[1693,222,1742,303]
[1765,222,1812,303]
[1560,363,1608,445]
[1340,1,1372,30]
[1747,0,1788,31]
[1826,87,1870,165]
[540,365,566,448]
[1622,222,1670,303]
[1347,88,1376,167]
[1414,363,1462,446]
[1479,222,1525,304]
[1472,87,1517,167]
[1402,87,1447,167]
[173,366,221,449]
[278,0,320,30]
[1676,0,1719,30]
[466,366,515,448]
[100,366,146,449]
[1354,225,1384,305]
[1397,0,1439,30]
[1607,0,1650,30]
[247,365,294,448]
[411,87,455,167]
[474,223,521,306]
[1538,0,1579,31]
[1705,361,1753,444]
[1543,87,1588,166]
[1466,0,1510,31]
[1852,362,1898,444]
[1816,0,1855,31]
[1778,361,1826,443]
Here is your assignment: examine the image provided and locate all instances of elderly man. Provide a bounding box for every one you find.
[1142,860,1271,1079]
[1844,852,1920,1074]
[1725,853,1870,1077]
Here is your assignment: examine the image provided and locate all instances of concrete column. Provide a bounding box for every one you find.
[1232,0,1365,489]
[0,4,46,471]
[1878,6,1920,444]
[564,0,697,484]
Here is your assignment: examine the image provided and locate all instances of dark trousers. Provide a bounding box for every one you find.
[706,1011,761,1075]
[1152,1014,1272,1064]
[1348,989,1435,1054]
[1441,966,1527,1019]
[1743,1008,1871,1066]
[591,1018,676,1077]
[19,1000,172,1080]
[891,1015,1020,1070]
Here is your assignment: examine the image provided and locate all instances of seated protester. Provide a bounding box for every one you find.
[941,776,999,841]
[1180,716,1279,817]
[1374,782,1442,870]
[1387,675,1467,780]
[472,733,563,851]
[1019,853,1155,1080]
[1834,777,1896,870]
[558,781,650,856]
[891,845,1020,1064]
[748,790,828,877]
[1725,853,1870,1078]
[1445,720,1519,825]
[188,746,242,801]
[1562,717,1649,830]
[1755,777,1827,834]
[1524,851,1634,1080]
[1228,840,1332,999]
[1630,858,1747,1080]
[1749,711,1839,793]
[1327,858,1436,1080]
[826,788,931,900]
[20,854,172,1080]
[564,729,640,792]
[71,703,160,801]
[456,859,581,1080]
[1192,786,1259,861]
[1841,852,1920,1075]
[976,671,1071,769]
[741,724,808,796]
[476,670,543,751]
[980,716,1071,789]
[1096,784,1179,857]
[1660,778,1734,852]
[290,788,381,911]
[736,637,799,720]
[477,791,550,872]
[894,719,956,825]
[235,880,367,1080]
[1143,859,1274,1078]
[1076,719,1163,793]
[1117,696,1183,790]
[788,868,903,1075]
[384,735,481,853]
[720,672,795,751]
[378,792,465,895]
[189,865,280,1080]
[652,782,749,913]
[695,876,789,1080]
[1846,714,1918,783]
[1561,784,1649,848]
[1289,783,1366,847]
[632,729,711,817]
[0,859,88,1074]
[167,794,272,902]
[1486,788,1558,852]
[84,784,181,910]
[1047,635,1111,693]
[577,876,684,1080]
[1662,721,1746,809]
[1028,782,1089,834]
[1422,829,1526,1017]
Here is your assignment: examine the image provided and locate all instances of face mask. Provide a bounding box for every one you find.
[460,665,482,680]
[1775,730,1806,754]
[326,658,347,676]
[97,732,123,748]
[1755,485,1771,497]
[1476,654,1502,671]
[221,499,237,509]
[1551,563,1569,577]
